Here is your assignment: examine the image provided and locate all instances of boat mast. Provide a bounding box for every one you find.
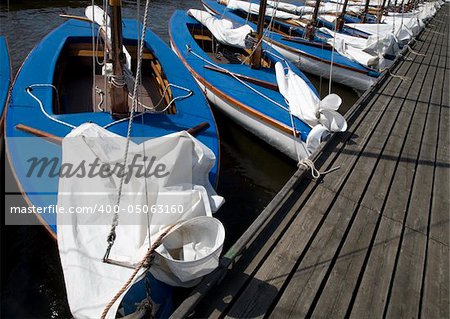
[109,0,129,118]
[306,0,321,40]
[377,0,388,23]
[250,0,268,69]
[336,0,349,31]
[361,0,371,22]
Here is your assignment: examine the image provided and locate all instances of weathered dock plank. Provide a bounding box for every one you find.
[421,239,450,318]
[349,217,403,318]
[300,207,379,319]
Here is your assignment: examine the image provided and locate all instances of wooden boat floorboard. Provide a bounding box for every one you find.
[172,4,450,318]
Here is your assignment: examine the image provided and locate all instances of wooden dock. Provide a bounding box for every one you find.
[172,4,449,318]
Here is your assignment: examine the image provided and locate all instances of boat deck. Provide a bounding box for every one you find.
[171,4,449,318]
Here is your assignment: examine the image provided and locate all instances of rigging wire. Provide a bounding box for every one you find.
[104,0,152,262]
[91,3,96,111]
[187,45,290,113]
[328,0,339,94]
[136,0,155,311]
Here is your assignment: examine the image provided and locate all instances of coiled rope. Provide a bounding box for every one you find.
[298,158,340,179]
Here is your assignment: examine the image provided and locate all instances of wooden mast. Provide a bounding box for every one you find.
[250,0,267,69]
[336,0,349,31]
[109,0,129,119]
[377,0,388,23]
[361,0,371,22]
[306,0,321,40]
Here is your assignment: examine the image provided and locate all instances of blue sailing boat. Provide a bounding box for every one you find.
[4,4,219,318]
[169,6,347,161]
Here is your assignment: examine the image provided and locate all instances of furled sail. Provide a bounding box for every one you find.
[274,62,347,154]
[57,123,225,318]
[188,9,254,48]
[274,62,347,132]
[319,28,381,68]
[267,0,357,15]
[227,0,301,19]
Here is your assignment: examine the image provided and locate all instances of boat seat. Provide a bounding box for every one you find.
[194,34,213,42]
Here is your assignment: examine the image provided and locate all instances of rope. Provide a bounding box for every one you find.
[407,45,426,56]
[110,74,127,88]
[379,67,410,80]
[102,83,193,129]
[25,84,76,129]
[388,68,410,80]
[100,224,176,319]
[102,112,144,129]
[298,158,340,179]
[95,86,105,111]
[136,83,193,113]
[95,27,106,66]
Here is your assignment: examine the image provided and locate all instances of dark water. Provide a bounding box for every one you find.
[0,1,359,318]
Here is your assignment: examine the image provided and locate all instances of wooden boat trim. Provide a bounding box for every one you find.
[68,48,153,60]
[169,35,299,138]
[193,34,213,41]
[16,124,63,144]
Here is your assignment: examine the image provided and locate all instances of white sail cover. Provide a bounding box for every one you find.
[227,0,301,20]
[383,16,424,37]
[319,28,380,68]
[57,123,224,318]
[267,0,306,14]
[188,9,254,48]
[274,62,347,134]
[346,14,424,45]
[324,0,382,6]
[267,1,352,15]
